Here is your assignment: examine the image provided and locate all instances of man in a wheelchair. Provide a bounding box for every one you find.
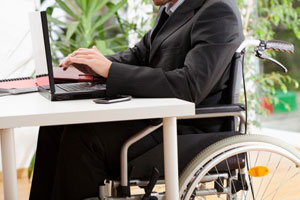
[30,0,246,199]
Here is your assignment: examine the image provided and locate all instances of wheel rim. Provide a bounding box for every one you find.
[181,143,300,200]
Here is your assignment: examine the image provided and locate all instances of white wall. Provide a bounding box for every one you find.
[0,0,37,79]
[0,0,39,171]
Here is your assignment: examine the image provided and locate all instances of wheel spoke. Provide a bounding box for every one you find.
[245,151,256,200]
[206,171,226,191]
[261,153,280,199]
[225,159,237,195]
[269,164,292,200]
[255,152,273,198]
[179,136,300,200]
[254,151,260,168]
[262,170,300,200]
[214,166,226,191]
[236,154,246,200]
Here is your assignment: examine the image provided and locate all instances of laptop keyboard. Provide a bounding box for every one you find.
[57,82,106,92]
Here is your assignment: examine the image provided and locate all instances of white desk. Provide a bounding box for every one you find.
[0,93,195,200]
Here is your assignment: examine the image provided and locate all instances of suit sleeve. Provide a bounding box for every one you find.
[106,2,244,105]
[105,31,151,66]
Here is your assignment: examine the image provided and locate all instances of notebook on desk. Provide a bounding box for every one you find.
[0,67,103,96]
[28,11,106,101]
[0,77,38,96]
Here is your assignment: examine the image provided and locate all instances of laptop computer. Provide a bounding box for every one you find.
[28,11,106,101]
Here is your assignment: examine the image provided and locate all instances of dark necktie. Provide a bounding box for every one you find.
[151,8,169,43]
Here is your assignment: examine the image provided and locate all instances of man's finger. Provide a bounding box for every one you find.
[74,48,96,55]
[70,57,90,65]
[72,55,93,60]
[77,48,90,51]
[63,56,72,66]
[93,45,100,52]
[61,55,75,70]
[59,56,69,67]
[72,51,92,56]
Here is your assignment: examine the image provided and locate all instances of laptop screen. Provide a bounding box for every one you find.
[29,11,56,93]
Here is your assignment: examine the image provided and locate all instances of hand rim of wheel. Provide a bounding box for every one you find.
[179,135,300,200]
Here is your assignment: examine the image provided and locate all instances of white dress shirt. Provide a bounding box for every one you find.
[165,0,185,16]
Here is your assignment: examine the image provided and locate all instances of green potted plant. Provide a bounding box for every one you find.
[47,0,128,65]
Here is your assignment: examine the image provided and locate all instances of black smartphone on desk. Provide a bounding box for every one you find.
[93,95,132,104]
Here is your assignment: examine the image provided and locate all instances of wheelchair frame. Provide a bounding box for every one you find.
[94,39,298,200]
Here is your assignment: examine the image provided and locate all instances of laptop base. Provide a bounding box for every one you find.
[39,87,106,101]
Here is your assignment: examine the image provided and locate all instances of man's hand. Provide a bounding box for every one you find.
[59,54,92,74]
[59,46,112,78]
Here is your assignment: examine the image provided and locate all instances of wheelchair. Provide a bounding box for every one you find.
[88,40,300,200]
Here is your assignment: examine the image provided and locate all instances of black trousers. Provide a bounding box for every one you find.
[29,120,161,200]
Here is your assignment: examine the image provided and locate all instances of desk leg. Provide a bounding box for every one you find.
[0,129,18,200]
[163,117,179,200]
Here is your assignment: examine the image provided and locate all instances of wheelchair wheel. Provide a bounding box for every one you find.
[179,134,300,200]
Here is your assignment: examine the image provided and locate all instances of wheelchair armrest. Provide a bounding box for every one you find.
[196,104,245,115]
[146,105,245,123]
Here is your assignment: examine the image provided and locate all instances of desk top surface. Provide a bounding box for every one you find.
[0,93,195,129]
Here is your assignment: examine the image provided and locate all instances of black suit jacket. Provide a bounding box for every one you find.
[106,0,244,133]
